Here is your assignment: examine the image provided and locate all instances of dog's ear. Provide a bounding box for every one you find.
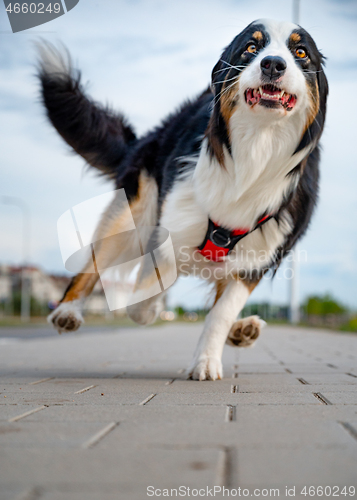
[317,59,328,117]
[210,58,226,95]
[294,58,328,155]
[206,56,232,167]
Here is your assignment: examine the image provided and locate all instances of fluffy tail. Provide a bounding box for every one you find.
[36,41,137,180]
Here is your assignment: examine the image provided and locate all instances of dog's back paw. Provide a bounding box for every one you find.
[127,295,164,326]
[226,315,266,348]
[48,300,84,334]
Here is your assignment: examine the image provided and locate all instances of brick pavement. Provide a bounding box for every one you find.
[0,324,356,500]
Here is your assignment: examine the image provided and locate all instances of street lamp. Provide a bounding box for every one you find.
[293,0,300,25]
[1,196,31,322]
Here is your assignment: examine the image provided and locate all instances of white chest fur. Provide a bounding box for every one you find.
[194,106,309,229]
[159,108,309,277]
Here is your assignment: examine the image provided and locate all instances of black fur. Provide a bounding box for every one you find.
[38,46,137,181]
[115,89,212,202]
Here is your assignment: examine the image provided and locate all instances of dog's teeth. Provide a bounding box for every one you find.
[259,87,263,95]
[279,90,284,97]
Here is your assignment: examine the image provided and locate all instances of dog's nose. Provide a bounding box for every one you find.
[260,56,287,79]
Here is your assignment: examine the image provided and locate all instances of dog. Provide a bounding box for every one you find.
[37,19,328,380]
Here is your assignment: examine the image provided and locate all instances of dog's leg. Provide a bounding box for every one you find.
[49,174,158,333]
[126,221,177,325]
[188,279,255,381]
[226,315,266,347]
[126,246,172,325]
[48,229,132,333]
[48,272,97,333]
[127,293,166,326]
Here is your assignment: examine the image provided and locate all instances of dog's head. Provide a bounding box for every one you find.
[208,19,328,160]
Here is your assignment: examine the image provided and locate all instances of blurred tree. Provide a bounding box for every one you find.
[304,294,346,316]
[174,306,185,317]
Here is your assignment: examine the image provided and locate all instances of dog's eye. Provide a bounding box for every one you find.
[246,44,257,54]
[296,47,307,59]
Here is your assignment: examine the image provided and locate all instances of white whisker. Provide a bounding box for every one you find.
[214,59,248,74]
[212,78,240,109]
[214,75,240,85]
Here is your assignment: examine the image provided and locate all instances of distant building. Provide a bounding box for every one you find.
[0,265,12,301]
[7,265,69,305]
[0,264,133,316]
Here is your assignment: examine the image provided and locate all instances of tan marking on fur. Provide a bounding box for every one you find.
[214,280,228,305]
[230,274,261,294]
[206,73,240,166]
[253,31,263,41]
[205,118,225,166]
[61,172,158,303]
[220,76,239,131]
[303,79,320,135]
[244,280,260,293]
[213,276,259,307]
[290,32,301,43]
[62,273,98,302]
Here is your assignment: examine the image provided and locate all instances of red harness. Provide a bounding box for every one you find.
[197,214,272,262]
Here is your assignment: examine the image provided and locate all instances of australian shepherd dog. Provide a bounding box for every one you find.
[38,19,328,380]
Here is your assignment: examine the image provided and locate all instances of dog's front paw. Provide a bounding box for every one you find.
[48,301,84,334]
[188,355,223,381]
[127,297,163,326]
[226,315,266,348]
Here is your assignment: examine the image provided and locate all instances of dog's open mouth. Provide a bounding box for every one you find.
[245,84,297,111]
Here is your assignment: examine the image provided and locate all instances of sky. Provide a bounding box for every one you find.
[0,0,356,310]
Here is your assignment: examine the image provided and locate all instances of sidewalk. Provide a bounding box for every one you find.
[0,323,356,500]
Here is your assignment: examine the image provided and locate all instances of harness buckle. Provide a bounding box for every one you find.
[210,228,231,248]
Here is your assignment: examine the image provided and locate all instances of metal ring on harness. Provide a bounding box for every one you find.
[210,229,231,248]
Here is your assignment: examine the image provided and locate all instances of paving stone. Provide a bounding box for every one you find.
[236,445,357,488]
[291,373,357,385]
[320,392,357,405]
[232,364,287,374]
[0,404,50,422]
[237,383,357,393]
[151,391,321,405]
[0,421,108,449]
[234,404,357,422]
[232,373,303,385]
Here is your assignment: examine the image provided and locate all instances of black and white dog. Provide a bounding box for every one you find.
[38,19,328,380]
